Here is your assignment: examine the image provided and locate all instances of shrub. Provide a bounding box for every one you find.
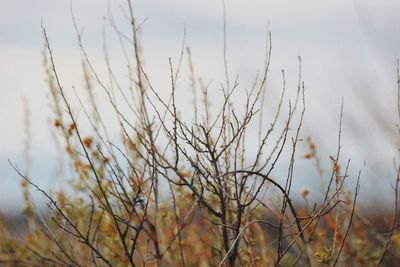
[1,2,399,266]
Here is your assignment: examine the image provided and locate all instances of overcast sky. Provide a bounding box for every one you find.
[1,0,400,215]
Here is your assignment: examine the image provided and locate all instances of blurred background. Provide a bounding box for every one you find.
[1,0,400,218]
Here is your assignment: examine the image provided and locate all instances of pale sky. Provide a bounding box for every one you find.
[1,0,400,214]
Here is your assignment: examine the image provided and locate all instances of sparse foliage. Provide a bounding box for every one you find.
[1,2,400,266]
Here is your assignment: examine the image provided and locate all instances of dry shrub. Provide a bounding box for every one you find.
[1,2,400,266]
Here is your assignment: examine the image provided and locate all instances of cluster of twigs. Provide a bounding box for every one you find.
[1,1,400,266]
